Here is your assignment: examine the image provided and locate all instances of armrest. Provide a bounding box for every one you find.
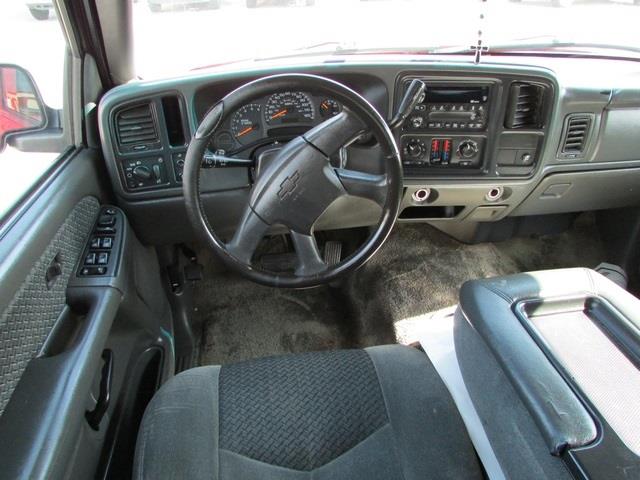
[459,268,606,455]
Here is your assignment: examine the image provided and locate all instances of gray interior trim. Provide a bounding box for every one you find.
[0,196,99,416]
[530,306,640,456]
[417,308,506,480]
[453,309,574,480]
[459,269,599,454]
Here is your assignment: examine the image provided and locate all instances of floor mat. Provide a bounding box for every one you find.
[193,265,356,365]
[345,212,605,346]
[194,213,605,365]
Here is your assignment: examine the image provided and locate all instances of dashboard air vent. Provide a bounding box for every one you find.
[115,103,159,152]
[504,83,545,129]
[560,115,591,156]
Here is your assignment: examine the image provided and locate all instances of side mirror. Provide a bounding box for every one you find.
[0,64,47,154]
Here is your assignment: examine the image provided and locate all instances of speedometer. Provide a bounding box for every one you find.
[265,91,315,126]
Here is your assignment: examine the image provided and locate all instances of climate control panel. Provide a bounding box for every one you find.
[401,135,485,171]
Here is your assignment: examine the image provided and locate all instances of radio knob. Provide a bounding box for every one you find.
[410,116,424,128]
[458,140,478,159]
[132,165,153,180]
[407,139,425,158]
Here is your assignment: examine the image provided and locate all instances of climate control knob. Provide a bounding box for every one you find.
[406,139,426,159]
[458,140,478,159]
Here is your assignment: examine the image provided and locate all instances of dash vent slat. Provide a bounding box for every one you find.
[114,103,159,150]
[504,83,545,129]
[560,115,592,156]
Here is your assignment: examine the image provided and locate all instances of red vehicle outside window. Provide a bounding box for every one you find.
[0,67,43,139]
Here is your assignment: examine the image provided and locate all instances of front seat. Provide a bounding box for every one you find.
[134,345,482,479]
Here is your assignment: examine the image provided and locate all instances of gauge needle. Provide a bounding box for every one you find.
[236,125,254,137]
[270,109,288,120]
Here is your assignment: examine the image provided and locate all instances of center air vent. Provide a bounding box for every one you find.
[115,103,160,152]
[559,114,592,159]
[504,83,545,129]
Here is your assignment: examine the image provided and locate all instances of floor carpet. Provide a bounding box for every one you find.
[193,213,605,365]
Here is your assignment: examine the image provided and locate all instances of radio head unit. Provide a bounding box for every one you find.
[398,81,493,172]
[425,86,489,104]
[403,83,491,132]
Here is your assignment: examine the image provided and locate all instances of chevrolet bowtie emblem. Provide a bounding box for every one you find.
[277,171,300,200]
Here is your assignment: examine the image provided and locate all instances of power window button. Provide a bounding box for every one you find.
[97,252,109,265]
[98,215,116,227]
[101,237,113,249]
[85,253,97,265]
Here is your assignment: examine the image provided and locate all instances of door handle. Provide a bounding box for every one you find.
[45,253,63,290]
[86,349,113,430]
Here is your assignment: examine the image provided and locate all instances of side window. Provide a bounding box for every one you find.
[0,2,68,219]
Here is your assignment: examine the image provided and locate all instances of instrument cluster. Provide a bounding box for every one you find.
[210,91,342,153]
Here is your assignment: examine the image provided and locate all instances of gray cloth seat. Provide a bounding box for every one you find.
[134,345,482,480]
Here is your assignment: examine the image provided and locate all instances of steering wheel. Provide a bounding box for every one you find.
[184,74,403,288]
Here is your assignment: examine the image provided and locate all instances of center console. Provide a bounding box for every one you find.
[456,268,640,480]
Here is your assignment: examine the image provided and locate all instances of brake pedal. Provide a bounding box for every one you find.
[324,241,342,266]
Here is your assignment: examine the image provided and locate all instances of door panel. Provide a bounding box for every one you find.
[0,149,111,479]
[0,148,174,479]
[0,195,99,416]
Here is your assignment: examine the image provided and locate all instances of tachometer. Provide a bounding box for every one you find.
[231,103,262,145]
[265,91,315,126]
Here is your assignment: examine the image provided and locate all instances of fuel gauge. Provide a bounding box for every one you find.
[319,98,341,118]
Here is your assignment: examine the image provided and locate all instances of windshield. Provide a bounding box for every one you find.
[133,0,640,78]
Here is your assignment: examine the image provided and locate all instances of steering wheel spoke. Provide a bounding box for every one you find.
[225,206,270,264]
[335,168,389,206]
[290,230,327,276]
[304,107,366,157]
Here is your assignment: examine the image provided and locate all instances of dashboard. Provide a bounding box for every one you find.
[97,56,640,245]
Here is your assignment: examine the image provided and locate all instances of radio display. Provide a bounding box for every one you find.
[424,86,489,104]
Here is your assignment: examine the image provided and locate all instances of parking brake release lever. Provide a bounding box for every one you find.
[389,79,426,130]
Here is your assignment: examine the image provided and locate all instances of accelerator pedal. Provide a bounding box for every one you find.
[324,241,342,266]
